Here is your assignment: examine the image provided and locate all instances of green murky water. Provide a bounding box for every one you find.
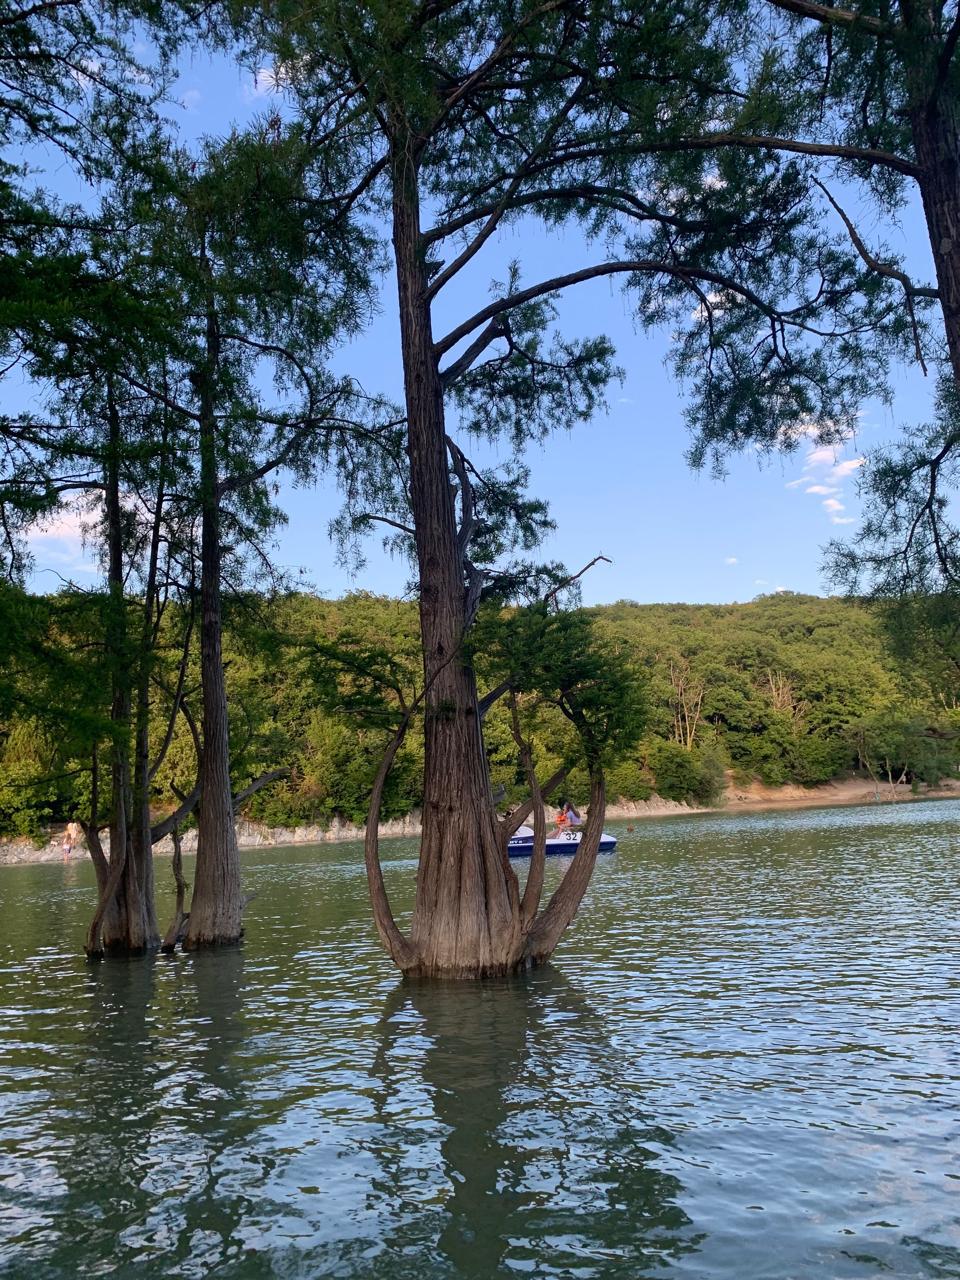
[1,800,958,1278]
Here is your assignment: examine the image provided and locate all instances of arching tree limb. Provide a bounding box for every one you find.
[501,765,568,839]
[81,745,108,889]
[161,826,188,953]
[508,693,547,929]
[524,769,605,965]
[478,678,512,718]
[150,768,290,846]
[148,605,196,783]
[365,721,416,968]
[233,768,290,807]
[84,826,130,957]
[150,784,200,845]
[543,555,612,607]
[766,0,894,37]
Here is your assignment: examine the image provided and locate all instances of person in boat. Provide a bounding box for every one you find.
[550,801,581,838]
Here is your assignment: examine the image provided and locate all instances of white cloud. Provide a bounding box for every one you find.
[832,457,865,479]
[28,508,87,542]
[70,57,102,90]
[245,64,290,99]
[783,437,863,528]
[26,501,100,579]
[754,578,768,586]
[724,556,738,565]
[805,445,837,470]
[690,291,726,321]
[777,418,829,450]
[775,585,788,593]
[181,88,202,111]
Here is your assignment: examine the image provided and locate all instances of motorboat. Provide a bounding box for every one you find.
[506,824,617,858]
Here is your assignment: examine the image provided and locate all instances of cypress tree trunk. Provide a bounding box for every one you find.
[184,289,243,949]
[129,456,167,951]
[389,143,522,977]
[361,138,608,979]
[130,655,159,947]
[911,97,960,385]
[87,389,150,956]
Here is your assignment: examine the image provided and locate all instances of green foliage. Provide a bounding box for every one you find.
[594,590,953,793]
[0,722,58,840]
[605,758,653,805]
[848,711,959,789]
[1,587,958,838]
[646,738,727,807]
[470,601,648,772]
[219,591,425,828]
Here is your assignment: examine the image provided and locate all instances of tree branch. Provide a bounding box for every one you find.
[815,178,938,299]
[525,768,605,963]
[356,512,416,537]
[501,765,568,839]
[438,317,509,389]
[765,0,895,37]
[933,8,960,102]
[0,0,81,27]
[508,693,548,929]
[543,554,612,607]
[478,678,512,718]
[232,767,290,808]
[434,258,807,359]
[150,784,201,846]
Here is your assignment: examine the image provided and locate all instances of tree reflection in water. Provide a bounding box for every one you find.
[29,955,163,1276]
[368,966,702,1279]
[32,949,258,1279]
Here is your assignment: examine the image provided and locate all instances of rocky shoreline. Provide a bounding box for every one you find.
[3,773,957,865]
[1,779,956,866]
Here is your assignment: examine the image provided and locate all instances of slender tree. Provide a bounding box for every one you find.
[2,114,378,951]
[103,129,377,948]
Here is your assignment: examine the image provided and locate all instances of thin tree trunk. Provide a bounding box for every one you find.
[82,746,108,893]
[508,693,548,931]
[161,827,188,953]
[129,437,167,950]
[184,281,243,948]
[89,387,148,956]
[364,721,416,969]
[525,770,606,966]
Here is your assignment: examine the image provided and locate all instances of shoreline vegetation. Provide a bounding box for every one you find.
[5,594,960,882]
[4,775,957,867]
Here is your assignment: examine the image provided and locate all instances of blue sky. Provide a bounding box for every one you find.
[22,49,942,607]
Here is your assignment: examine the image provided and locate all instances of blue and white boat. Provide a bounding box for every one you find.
[506,824,617,858]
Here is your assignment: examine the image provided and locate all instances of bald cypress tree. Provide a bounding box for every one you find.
[246,0,904,975]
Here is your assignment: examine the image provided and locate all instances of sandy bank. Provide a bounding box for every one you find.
[2,776,957,866]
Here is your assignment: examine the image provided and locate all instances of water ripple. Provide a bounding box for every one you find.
[0,799,958,1278]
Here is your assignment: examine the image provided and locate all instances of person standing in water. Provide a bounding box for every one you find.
[62,820,82,860]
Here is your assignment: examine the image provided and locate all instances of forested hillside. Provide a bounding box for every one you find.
[0,589,956,840]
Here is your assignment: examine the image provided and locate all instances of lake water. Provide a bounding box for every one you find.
[0,800,958,1279]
